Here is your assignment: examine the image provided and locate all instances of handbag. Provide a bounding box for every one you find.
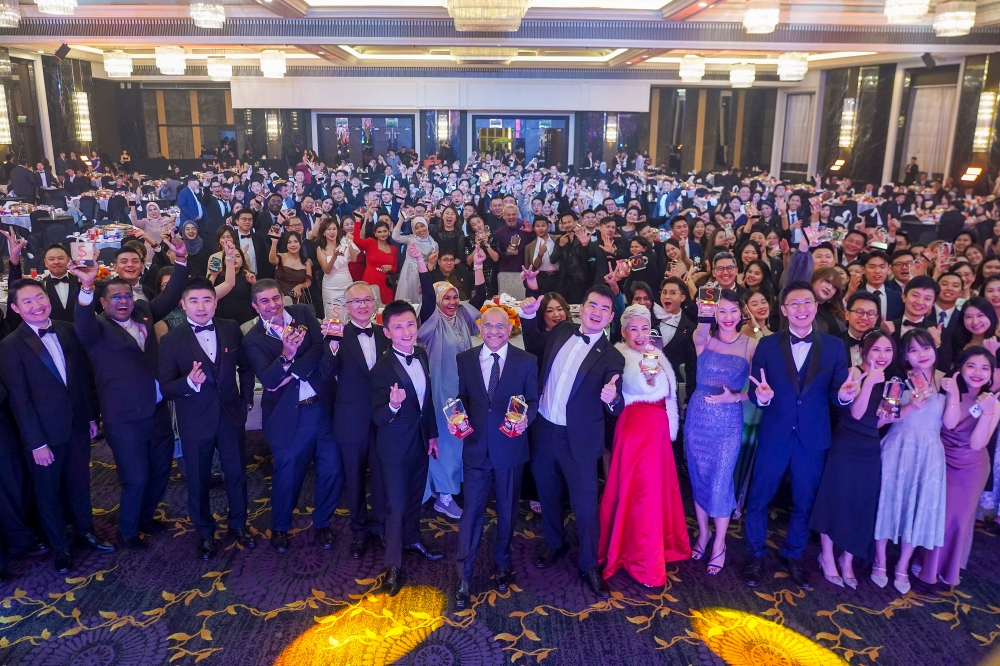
[385,272,400,290]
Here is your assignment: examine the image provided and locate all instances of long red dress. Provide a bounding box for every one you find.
[356,236,398,302]
[599,346,690,587]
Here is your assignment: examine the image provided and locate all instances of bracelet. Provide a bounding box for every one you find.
[473,264,484,271]
[80,286,95,294]
[697,316,715,324]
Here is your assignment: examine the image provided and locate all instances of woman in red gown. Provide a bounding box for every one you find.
[599,304,691,588]
[356,218,398,303]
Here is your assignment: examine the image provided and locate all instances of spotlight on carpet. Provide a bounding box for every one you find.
[692,607,847,665]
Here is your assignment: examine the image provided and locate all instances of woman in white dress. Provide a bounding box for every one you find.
[315,217,357,318]
[392,215,439,303]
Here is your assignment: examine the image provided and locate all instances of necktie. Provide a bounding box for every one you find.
[37,327,53,337]
[791,333,813,345]
[193,324,215,333]
[938,311,947,325]
[355,326,374,337]
[487,352,501,402]
[394,348,414,365]
[574,329,591,344]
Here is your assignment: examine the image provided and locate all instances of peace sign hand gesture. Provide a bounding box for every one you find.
[838,367,868,403]
[748,369,774,404]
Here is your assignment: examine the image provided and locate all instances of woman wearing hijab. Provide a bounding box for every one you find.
[410,243,488,519]
[130,201,175,265]
[393,215,439,303]
[179,219,209,277]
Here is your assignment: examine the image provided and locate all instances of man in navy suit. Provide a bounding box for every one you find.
[370,300,442,597]
[159,278,257,561]
[520,285,625,599]
[70,235,189,551]
[742,281,859,589]
[452,306,539,608]
[320,281,389,559]
[862,251,904,321]
[242,279,344,554]
[0,280,116,573]
[177,175,205,232]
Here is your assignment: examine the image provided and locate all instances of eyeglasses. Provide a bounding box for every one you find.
[347,298,374,307]
[848,309,879,319]
[784,299,816,310]
[714,265,737,273]
[481,323,508,331]
[108,293,134,303]
[892,261,914,268]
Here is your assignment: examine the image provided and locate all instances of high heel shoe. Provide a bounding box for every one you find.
[894,570,911,595]
[818,553,844,588]
[870,564,888,588]
[706,547,726,575]
[837,553,858,590]
[691,532,711,561]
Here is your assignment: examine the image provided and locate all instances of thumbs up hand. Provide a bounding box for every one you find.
[601,374,620,405]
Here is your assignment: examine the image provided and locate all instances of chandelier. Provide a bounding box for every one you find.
[103,50,133,78]
[883,0,928,24]
[0,86,11,144]
[74,91,92,142]
[190,0,225,29]
[973,92,997,152]
[36,0,76,15]
[730,63,756,88]
[0,49,11,78]
[445,0,531,32]
[452,47,518,64]
[933,0,975,36]
[777,52,808,81]
[259,50,286,78]
[206,56,233,81]
[743,0,779,34]
[678,55,705,83]
[0,0,20,28]
[155,46,187,76]
[839,98,857,148]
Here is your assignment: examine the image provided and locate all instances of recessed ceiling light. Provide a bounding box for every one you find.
[698,2,707,6]
[38,50,44,53]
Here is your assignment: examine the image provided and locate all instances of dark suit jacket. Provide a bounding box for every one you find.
[74,261,188,423]
[658,311,698,390]
[7,262,80,323]
[456,344,539,470]
[0,321,96,453]
[522,316,625,462]
[239,232,274,280]
[242,304,330,449]
[8,165,37,200]
[936,211,966,243]
[177,187,204,224]
[370,345,438,466]
[749,329,849,452]
[159,318,255,442]
[320,321,390,445]
[202,195,229,235]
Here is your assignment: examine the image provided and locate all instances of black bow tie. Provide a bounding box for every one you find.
[790,333,813,345]
[192,324,215,334]
[394,348,415,365]
[356,326,374,337]
[240,234,253,239]
[36,326,54,337]
[574,329,591,345]
[50,276,70,284]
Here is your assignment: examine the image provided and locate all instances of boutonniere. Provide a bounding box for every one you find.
[224,348,229,353]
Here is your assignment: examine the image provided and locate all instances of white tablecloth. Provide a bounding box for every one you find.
[1,215,32,231]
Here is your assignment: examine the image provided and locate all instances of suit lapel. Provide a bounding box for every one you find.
[20,325,63,385]
[801,327,823,393]
[779,329,800,395]
[388,350,418,409]
[569,334,607,401]
[541,324,574,388]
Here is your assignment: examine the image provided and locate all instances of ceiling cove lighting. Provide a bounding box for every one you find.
[206,56,233,81]
[777,52,808,81]
[35,0,76,15]
[933,0,976,36]
[678,54,705,83]
[883,0,929,24]
[190,0,226,29]
[0,0,20,28]
[259,50,287,78]
[838,98,857,148]
[743,0,779,34]
[102,50,133,78]
[0,86,12,144]
[972,91,997,152]
[74,91,92,142]
[729,62,755,88]
[445,0,531,32]
[155,46,187,75]
[452,47,518,64]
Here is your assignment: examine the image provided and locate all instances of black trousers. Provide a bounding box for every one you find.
[269,402,343,532]
[379,445,428,569]
[455,461,523,582]
[30,426,93,550]
[531,417,600,573]
[104,401,174,538]
[180,410,248,538]
[0,412,39,554]
[341,426,387,539]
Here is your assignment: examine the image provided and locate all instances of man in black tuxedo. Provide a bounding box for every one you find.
[160,278,257,560]
[235,209,273,279]
[255,193,290,237]
[885,276,953,372]
[2,234,80,323]
[656,277,698,398]
[0,280,116,573]
[452,306,539,608]
[520,285,625,599]
[242,279,343,553]
[320,282,388,559]
[201,180,229,236]
[370,300,442,597]
[70,237,189,550]
[839,292,880,366]
[8,157,37,201]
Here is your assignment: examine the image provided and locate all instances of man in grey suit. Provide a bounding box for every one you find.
[8,158,38,201]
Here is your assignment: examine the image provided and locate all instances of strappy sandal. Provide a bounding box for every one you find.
[707,547,727,575]
[838,553,858,590]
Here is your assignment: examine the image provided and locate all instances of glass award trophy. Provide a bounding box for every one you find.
[500,395,528,437]
[442,398,473,439]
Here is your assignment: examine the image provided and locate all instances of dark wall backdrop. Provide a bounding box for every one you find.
[0,50,45,165]
[41,56,96,159]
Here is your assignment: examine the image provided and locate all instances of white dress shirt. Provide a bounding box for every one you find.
[262,311,317,401]
[52,279,70,309]
[116,316,148,351]
[480,342,509,388]
[187,318,217,392]
[790,335,812,371]
[390,346,426,410]
[934,305,955,327]
[354,321,377,369]
[28,320,67,385]
[653,304,681,345]
[537,327,599,425]
[865,284,887,319]
[131,282,148,303]
[532,236,558,272]
[240,233,258,274]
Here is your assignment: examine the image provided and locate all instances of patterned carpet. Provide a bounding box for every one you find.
[2,432,1000,666]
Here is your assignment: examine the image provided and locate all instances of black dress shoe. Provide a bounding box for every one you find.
[985,519,1000,536]
[317,526,335,549]
[271,531,290,553]
[372,534,387,549]
[404,541,443,560]
[743,557,765,587]
[351,537,367,559]
[495,568,513,592]
[381,566,402,597]
[779,556,812,589]
[581,569,611,599]
[119,533,147,551]
[54,548,72,573]
[455,579,471,608]
[140,518,171,535]
[197,538,215,561]
[533,543,569,569]
[26,539,51,557]
[229,528,256,549]
[77,532,117,553]
[209,472,225,489]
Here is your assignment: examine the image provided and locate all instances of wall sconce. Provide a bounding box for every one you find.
[0,85,12,144]
[436,113,449,142]
[74,91,93,142]
[605,113,619,144]
[829,158,846,172]
[838,98,856,148]
[961,167,982,182]
[972,91,997,152]
[266,112,279,141]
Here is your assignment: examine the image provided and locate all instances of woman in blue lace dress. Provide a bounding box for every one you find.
[683,288,757,575]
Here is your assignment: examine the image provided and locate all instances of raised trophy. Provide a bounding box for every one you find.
[500,395,528,437]
[442,398,474,439]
